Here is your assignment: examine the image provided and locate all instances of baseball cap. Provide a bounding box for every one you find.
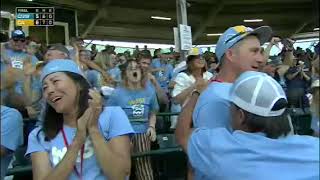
[41,59,85,83]
[160,49,169,54]
[215,25,272,61]
[188,47,203,56]
[230,71,287,117]
[47,44,70,57]
[11,30,25,39]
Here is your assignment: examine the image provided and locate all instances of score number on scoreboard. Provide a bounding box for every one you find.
[16,7,54,26]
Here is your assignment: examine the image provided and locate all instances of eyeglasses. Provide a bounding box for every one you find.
[13,38,26,42]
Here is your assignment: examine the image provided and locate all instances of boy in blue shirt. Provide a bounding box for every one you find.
[138,53,169,106]
[151,51,174,94]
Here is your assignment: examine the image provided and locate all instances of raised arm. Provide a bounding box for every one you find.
[175,80,208,151]
[84,60,115,86]
[148,73,168,105]
[173,78,208,106]
[264,37,281,61]
[286,69,300,80]
[175,91,199,152]
[173,84,196,105]
[87,90,131,179]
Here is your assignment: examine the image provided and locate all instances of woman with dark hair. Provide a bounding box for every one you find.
[26,60,134,180]
[172,55,212,106]
[205,53,219,75]
[107,59,159,180]
[170,55,212,128]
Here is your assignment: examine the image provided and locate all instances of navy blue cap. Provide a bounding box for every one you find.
[11,30,25,39]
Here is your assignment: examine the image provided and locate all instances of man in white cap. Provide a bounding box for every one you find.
[176,71,319,179]
[192,25,272,130]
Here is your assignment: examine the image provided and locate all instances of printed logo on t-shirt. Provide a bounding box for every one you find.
[128,98,145,118]
[132,104,144,117]
[11,59,24,69]
[51,137,95,166]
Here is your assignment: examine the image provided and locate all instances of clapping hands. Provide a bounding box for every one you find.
[76,89,103,141]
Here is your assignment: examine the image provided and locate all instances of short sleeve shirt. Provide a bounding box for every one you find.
[1,47,39,95]
[106,86,159,133]
[151,58,174,92]
[192,82,233,130]
[188,128,320,180]
[1,106,24,179]
[26,106,134,180]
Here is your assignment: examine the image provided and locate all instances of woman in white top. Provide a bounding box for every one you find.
[170,55,213,128]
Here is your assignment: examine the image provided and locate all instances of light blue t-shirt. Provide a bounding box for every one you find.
[31,75,42,95]
[192,82,233,130]
[107,67,121,83]
[106,86,159,133]
[151,58,174,92]
[29,75,43,115]
[1,47,39,95]
[188,128,320,180]
[85,70,102,88]
[145,80,156,93]
[1,106,24,180]
[26,106,134,180]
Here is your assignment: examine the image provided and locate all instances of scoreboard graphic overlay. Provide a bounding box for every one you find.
[16,7,54,26]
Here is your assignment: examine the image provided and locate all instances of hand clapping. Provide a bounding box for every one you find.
[87,89,103,130]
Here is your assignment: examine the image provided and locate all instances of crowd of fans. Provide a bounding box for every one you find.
[0,25,319,180]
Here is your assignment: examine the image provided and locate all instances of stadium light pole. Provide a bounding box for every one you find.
[176,0,188,61]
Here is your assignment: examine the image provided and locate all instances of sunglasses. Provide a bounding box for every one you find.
[13,38,26,42]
